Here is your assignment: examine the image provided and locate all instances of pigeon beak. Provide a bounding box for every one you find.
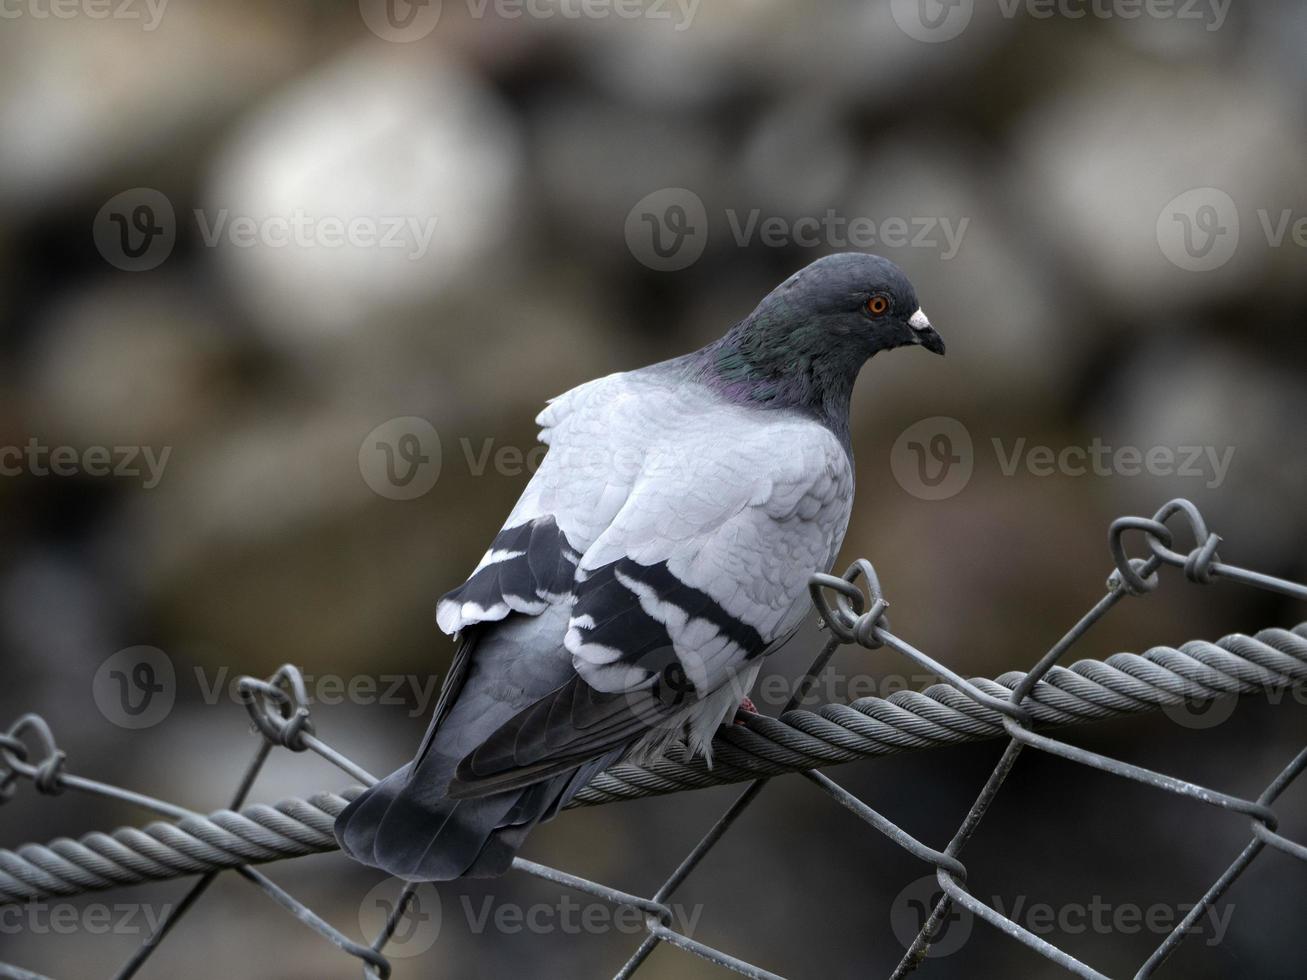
[908,308,945,355]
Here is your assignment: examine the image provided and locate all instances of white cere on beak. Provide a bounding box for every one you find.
[909,308,932,333]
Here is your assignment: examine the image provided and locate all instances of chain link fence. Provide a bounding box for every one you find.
[2,497,1305,979]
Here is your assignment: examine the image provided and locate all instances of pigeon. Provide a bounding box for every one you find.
[336,252,943,881]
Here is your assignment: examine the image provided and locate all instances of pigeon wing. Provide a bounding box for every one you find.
[449,400,853,796]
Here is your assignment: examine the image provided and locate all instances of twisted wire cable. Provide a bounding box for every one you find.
[2,623,1303,908]
[574,625,1307,804]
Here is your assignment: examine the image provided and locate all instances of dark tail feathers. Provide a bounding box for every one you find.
[334,751,619,881]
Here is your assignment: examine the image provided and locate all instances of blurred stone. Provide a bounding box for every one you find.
[0,2,305,215]
[1108,0,1237,59]
[319,267,625,418]
[573,0,1011,111]
[206,45,521,342]
[1013,44,1307,313]
[532,95,723,249]
[1247,0,1307,100]
[26,279,234,450]
[1091,337,1307,572]
[115,401,445,673]
[568,0,778,109]
[0,552,120,726]
[737,97,857,219]
[758,0,1012,105]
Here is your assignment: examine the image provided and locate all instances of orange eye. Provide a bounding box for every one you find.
[866,295,891,317]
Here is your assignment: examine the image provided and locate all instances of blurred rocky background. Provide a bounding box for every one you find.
[1,1,1305,977]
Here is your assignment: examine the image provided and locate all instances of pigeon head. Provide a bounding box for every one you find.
[756,252,943,359]
[698,253,943,438]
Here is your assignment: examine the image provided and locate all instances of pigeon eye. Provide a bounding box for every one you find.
[865,294,891,317]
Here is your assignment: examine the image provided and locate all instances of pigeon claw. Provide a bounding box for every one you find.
[733,696,758,724]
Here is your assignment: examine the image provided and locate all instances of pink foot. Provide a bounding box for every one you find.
[733,696,758,724]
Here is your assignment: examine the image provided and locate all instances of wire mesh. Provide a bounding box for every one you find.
[1,497,1305,980]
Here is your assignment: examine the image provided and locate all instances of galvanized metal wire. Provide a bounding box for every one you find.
[1,498,1305,980]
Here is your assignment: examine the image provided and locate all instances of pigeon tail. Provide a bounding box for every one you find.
[334,749,621,881]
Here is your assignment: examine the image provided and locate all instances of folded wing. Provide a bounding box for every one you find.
[446,380,853,796]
